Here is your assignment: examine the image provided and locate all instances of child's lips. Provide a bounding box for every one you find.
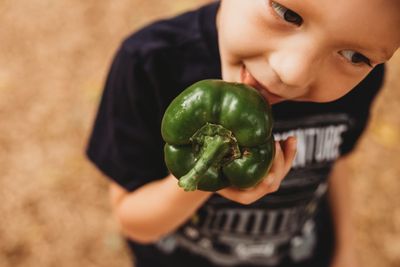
[240,66,283,105]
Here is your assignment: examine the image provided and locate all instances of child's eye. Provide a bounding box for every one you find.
[271,1,303,26]
[339,50,372,67]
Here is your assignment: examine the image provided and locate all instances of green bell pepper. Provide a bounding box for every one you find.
[161,79,275,192]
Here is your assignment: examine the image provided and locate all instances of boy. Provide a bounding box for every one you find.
[86,0,399,266]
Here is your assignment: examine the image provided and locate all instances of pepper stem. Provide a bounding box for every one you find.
[178,135,231,191]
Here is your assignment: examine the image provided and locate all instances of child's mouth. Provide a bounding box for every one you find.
[240,65,283,105]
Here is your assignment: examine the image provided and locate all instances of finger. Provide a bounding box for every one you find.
[268,137,296,186]
[281,136,297,172]
[269,141,284,174]
[216,138,297,205]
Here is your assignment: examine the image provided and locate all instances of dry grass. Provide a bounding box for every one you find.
[0,1,399,266]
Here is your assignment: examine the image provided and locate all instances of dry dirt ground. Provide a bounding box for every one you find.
[0,1,399,266]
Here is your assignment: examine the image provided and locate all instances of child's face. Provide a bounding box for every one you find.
[217,0,399,104]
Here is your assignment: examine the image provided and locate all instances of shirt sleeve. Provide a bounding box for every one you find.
[86,45,168,191]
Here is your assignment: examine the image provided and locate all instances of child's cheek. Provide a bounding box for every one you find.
[219,2,270,55]
[220,24,271,61]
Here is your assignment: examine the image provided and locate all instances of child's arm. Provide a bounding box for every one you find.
[328,157,359,267]
[109,138,297,244]
[109,174,211,244]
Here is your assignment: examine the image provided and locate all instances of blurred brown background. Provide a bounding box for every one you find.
[0,1,399,266]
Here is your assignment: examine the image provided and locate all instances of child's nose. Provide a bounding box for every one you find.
[269,42,322,91]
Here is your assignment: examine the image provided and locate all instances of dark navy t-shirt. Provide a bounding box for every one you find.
[86,2,384,267]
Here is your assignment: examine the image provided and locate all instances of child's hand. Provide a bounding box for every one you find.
[217,136,297,205]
